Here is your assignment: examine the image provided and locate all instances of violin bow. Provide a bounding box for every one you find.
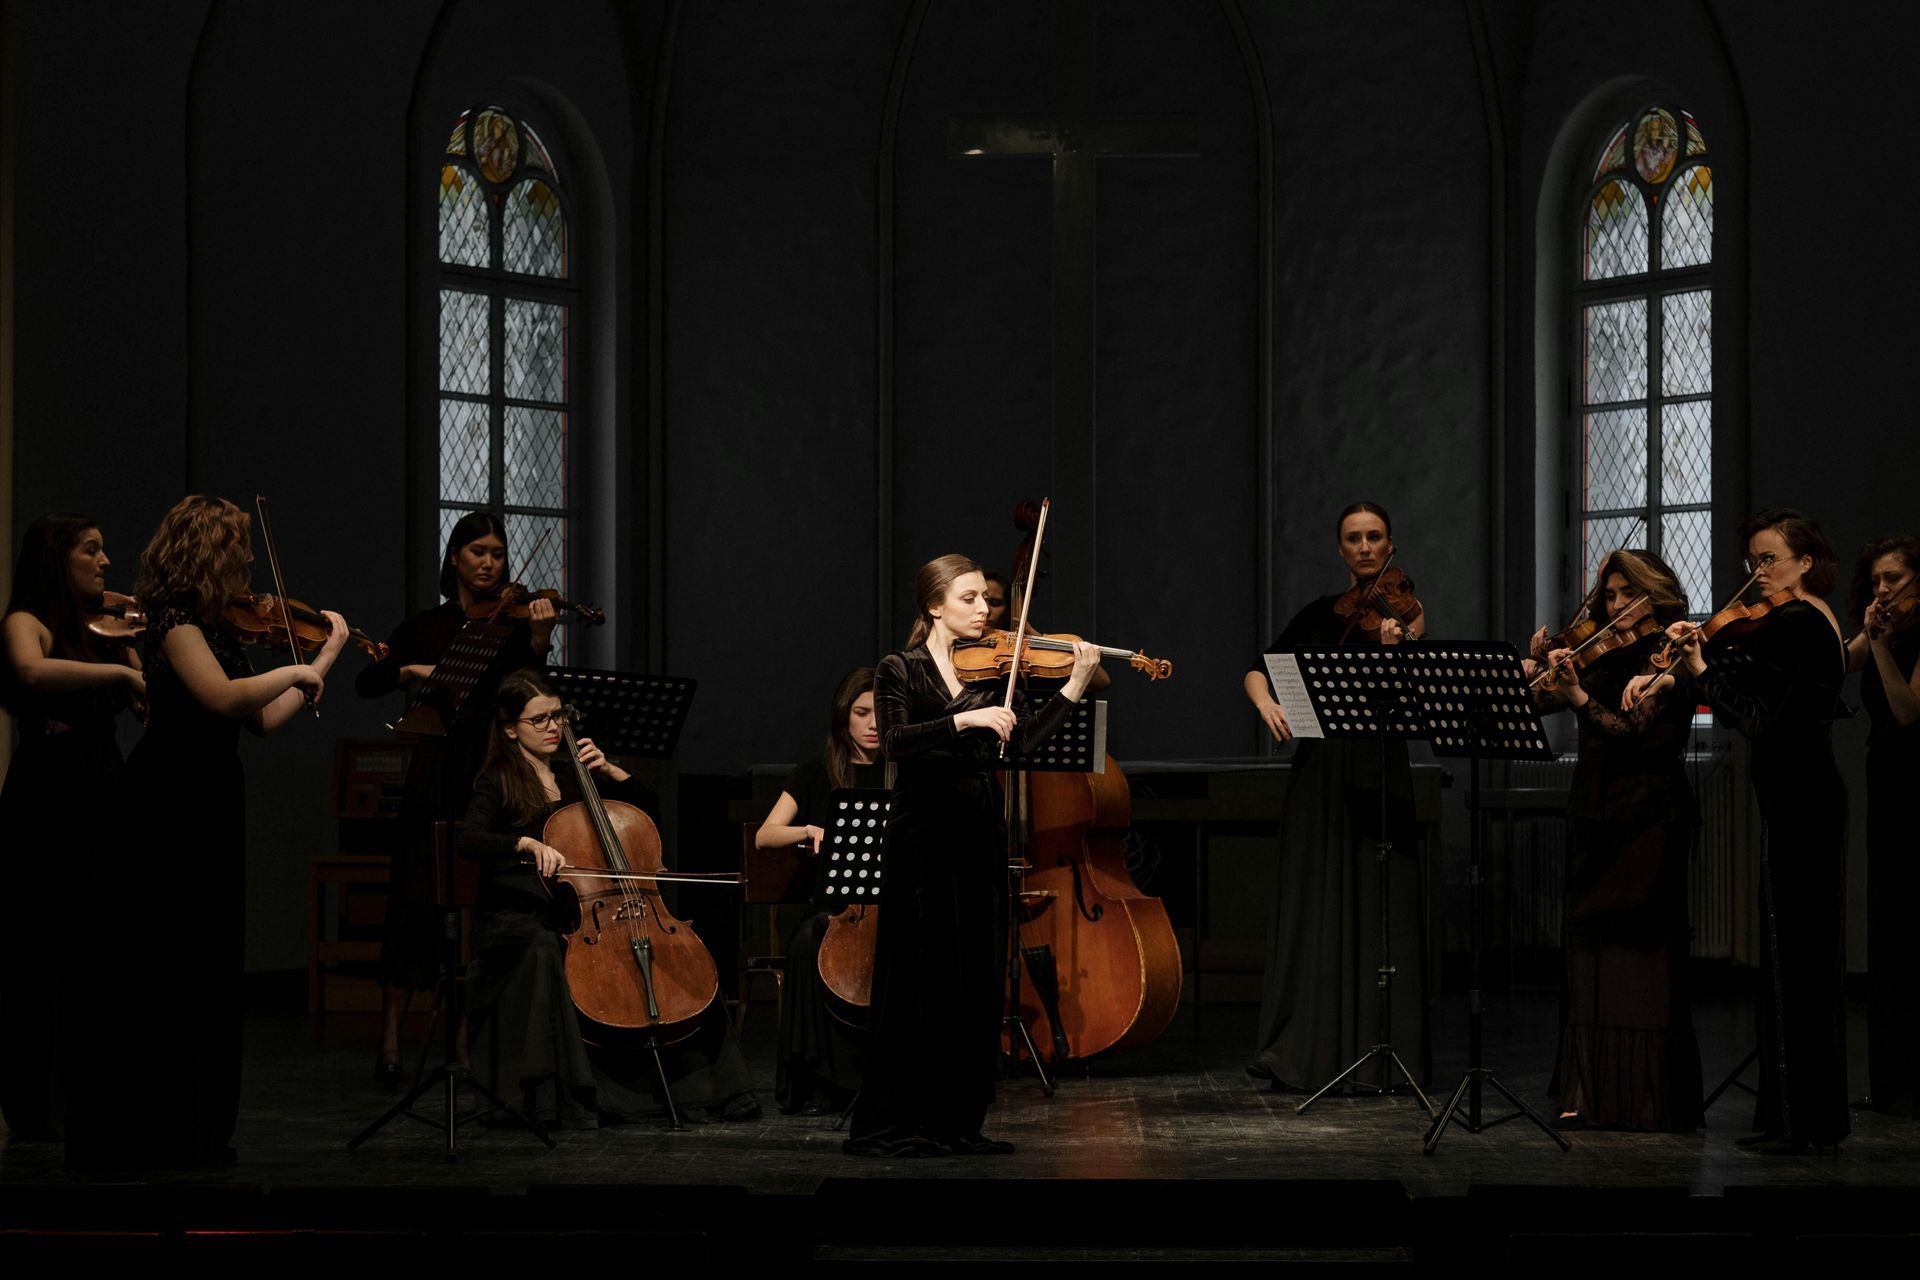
[254,495,317,717]
[480,523,555,622]
[1530,592,1651,691]
[999,497,1050,759]
[1337,546,1399,645]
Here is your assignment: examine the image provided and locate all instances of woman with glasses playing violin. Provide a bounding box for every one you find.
[355,511,557,1086]
[1242,502,1431,1097]
[1523,549,1702,1131]
[1627,509,1849,1153]
[1844,535,1920,1117]
[457,670,758,1127]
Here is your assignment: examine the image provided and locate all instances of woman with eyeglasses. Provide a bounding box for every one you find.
[355,512,556,1086]
[1627,509,1849,1153]
[457,670,758,1127]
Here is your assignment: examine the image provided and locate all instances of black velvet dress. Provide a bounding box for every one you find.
[65,607,253,1164]
[1861,622,1920,1115]
[774,755,883,1113]
[844,646,1076,1154]
[1534,636,1703,1130]
[1249,595,1428,1092]
[458,768,756,1127]
[356,601,547,991]
[0,649,130,1141]
[1679,600,1849,1146]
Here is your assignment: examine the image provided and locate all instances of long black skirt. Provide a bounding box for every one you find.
[776,909,863,1112]
[1866,747,1920,1115]
[1753,805,1850,1146]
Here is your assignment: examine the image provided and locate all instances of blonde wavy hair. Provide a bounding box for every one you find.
[134,495,253,625]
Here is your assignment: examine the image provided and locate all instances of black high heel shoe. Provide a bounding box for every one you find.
[374,1057,403,1088]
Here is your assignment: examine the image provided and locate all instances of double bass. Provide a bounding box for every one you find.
[999,500,1184,1064]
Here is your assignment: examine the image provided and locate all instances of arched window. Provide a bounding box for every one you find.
[1575,106,1714,616]
[437,105,574,655]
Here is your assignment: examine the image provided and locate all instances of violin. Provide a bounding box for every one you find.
[1333,562,1424,641]
[1866,578,1920,641]
[953,627,1172,683]
[85,590,147,642]
[1649,588,1798,669]
[468,582,606,627]
[1530,594,1663,690]
[222,592,389,660]
[543,718,724,1056]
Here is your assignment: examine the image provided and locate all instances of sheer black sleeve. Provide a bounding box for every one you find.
[1573,679,1672,738]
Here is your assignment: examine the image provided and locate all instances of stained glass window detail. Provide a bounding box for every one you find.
[1574,105,1713,619]
[435,104,576,659]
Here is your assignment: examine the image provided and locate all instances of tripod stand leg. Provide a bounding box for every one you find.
[1295,1046,1386,1115]
[1422,1073,1473,1154]
[833,1088,860,1133]
[348,1070,448,1151]
[1702,1046,1760,1111]
[1385,1049,1434,1115]
[1483,1071,1572,1150]
[1002,1015,1055,1095]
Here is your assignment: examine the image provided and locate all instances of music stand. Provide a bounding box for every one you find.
[1408,643,1569,1154]
[392,620,514,736]
[542,667,699,1127]
[1264,647,1432,1117]
[348,822,556,1159]
[819,788,890,1130]
[999,697,1110,1090]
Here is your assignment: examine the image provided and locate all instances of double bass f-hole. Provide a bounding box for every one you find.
[1059,854,1105,924]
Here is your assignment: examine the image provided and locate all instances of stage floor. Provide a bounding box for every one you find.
[4,991,1918,1258]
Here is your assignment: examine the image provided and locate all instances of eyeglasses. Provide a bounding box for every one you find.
[1744,553,1779,574]
[518,708,574,730]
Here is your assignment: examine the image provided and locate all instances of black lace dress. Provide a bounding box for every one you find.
[1861,622,1920,1115]
[844,646,1077,1154]
[1248,594,1428,1092]
[1534,637,1703,1130]
[457,769,755,1127]
[0,643,131,1140]
[64,607,253,1163]
[1677,600,1849,1146]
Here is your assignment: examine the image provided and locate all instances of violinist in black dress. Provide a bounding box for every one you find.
[65,496,351,1167]
[457,670,757,1126]
[355,511,554,1083]
[754,666,882,1113]
[1844,535,1920,1116]
[1242,502,1430,1093]
[0,515,144,1141]
[1526,549,1702,1131]
[1630,509,1849,1152]
[845,555,1098,1157]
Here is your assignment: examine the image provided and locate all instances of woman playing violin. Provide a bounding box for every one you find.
[844,555,1098,1157]
[753,666,881,1114]
[355,511,556,1085]
[1523,550,1702,1131]
[1626,509,1848,1153]
[0,515,145,1142]
[458,670,758,1126]
[1843,535,1920,1117]
[63,496,350,1168]
[1242,502,1430,1096]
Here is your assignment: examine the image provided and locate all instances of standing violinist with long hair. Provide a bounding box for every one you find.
[1843,535,1920,1117]
[64,495,350,1169]
[844,555,1098,1157]
[0,515,144,1142]
[1242,501,1431,1095]
[458,669,758,1126]
[355,512,555,1085]
[1627,508,1848,1153]
[754,666,882,1114]
[1524,549,1702,1131]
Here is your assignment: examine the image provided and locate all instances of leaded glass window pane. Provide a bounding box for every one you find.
[1583,514,1641,602]
[1585,180,1648,280]
[504,407,566,509]
[504,300,567,404]
[1661,401,1712,507]
[439,289,489,395]
[1584,300,1648,405]
[1662,291,1712,396]
[1662,509,1714,617]
[439,165,488,267]
[506,513,567,605]
[1584,408,1648,511]
[1662,165,1713,270]
[504,180,566,278]
[439,399,490,504]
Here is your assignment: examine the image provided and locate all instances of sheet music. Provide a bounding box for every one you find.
[1262,653,1325,740]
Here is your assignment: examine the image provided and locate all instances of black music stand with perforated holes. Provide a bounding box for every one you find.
[1404,643,1567,1154]
[1266,647,1433,1117]
[819,788,891,1129]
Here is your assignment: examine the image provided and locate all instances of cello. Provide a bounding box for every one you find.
[999,500,1184,1064]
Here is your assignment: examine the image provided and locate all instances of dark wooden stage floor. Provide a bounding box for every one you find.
[4,991,1918,1259]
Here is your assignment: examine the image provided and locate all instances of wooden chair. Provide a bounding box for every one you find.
[736,824,815,1037]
